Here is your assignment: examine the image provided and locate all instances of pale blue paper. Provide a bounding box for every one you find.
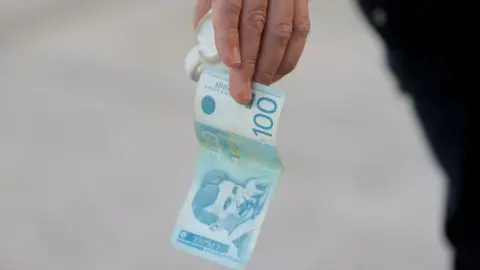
[171,68,285,269]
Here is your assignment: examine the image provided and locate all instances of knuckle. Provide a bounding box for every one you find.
[213,17,238,44]
[224,0,241,17]
[244,58,258,67]
[255,71,274,85]
[279,61,297,75]
[246,6,267,32]
[294,17,311,38]
[217,27,238,43]
[226,27,239,42]
[273,22,293,43]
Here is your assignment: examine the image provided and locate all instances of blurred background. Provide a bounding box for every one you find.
[1,0,449,269]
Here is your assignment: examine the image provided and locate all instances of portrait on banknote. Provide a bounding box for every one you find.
[191,169,269,258]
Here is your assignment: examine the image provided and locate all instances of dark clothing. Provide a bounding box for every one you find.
[356,1,477,269]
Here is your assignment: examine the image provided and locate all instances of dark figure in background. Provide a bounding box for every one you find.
[194,0,475,268]
[357,1,475,269]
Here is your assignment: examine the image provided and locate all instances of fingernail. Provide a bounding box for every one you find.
[238,80,252,105]
[229,69,250,105]
[243,81,252,101]
[231,46,241,66]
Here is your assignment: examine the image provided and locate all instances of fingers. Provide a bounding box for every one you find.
[254,0,294,85]
[205,0,308,104]
[212,0,242,68]
[194,0,212,28]
[229,0,268,104]
[274,0,310,82]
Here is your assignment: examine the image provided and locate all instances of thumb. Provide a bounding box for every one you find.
[194,0,212,28]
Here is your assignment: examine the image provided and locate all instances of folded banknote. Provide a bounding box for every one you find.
[171,67,286,269]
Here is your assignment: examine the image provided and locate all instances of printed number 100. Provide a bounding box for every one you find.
[252,97,278,137]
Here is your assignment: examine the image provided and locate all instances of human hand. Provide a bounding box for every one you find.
[194,0,310,104]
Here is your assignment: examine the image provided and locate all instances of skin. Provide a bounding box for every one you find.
[194,0,311,104]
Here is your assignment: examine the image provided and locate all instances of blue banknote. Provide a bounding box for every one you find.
[171,68,286,269]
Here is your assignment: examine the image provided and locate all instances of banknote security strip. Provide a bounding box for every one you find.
[170,67,286,269]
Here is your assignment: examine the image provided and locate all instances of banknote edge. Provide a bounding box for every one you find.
[201,67,286,98]
[170,233,246,269]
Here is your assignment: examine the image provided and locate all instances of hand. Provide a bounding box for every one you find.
[194,0,310,104]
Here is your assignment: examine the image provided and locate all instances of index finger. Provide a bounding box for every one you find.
[212,0,243,67]
[229,0,268,104]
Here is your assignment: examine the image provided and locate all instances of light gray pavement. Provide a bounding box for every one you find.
[1,1,449,269]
